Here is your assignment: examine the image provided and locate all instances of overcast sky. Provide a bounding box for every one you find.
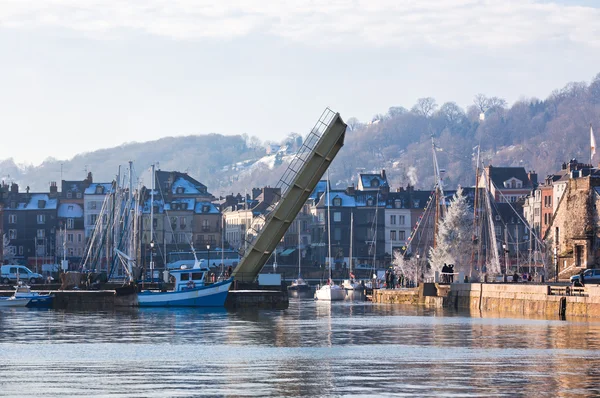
[2,0,600,165]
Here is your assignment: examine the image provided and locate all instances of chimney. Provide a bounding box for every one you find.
[527,171,537,187]
[397,187,404,192]
[10,183,18,193]
[50,181,58,195]
[381,169,386,180]
[346,184,355,196]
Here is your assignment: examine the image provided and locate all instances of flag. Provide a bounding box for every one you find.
[592,124,597,162]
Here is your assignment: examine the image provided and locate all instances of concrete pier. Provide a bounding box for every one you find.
[371,283,600,318]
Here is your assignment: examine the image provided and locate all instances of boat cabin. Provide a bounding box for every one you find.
[170,266,208,291]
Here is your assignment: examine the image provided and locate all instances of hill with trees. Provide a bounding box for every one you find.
[3,73,600,195]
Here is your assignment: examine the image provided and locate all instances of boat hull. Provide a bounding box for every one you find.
[0,297,30,307]
[137,279,233,307]
[26,296,54,308]
[315,285,346,301]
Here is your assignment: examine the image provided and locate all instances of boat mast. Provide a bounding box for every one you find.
[372,189,379,274]
[298,218,302,278]
[327,171,332,283]
[481,170,501,274]
[470,145,482,279]
[431,137,445,249]
[150,163,155,278]
[349,211,353,278]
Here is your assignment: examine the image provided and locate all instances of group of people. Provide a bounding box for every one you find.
[384,269,397,289]
[441,263,454,283]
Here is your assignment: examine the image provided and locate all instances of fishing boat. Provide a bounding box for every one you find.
[138,251,233,307]
[14,284,54,308]
[315,173,346,301]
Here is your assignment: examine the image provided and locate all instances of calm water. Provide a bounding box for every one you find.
[1,298,600,397]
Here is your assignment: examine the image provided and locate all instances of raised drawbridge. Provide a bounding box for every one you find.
[233,108,347,282]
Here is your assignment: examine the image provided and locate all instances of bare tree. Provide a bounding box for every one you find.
[346,117,362,132]
[411,97,438,117]
[438,102,466,125]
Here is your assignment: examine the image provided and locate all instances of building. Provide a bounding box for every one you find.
[2,183,59,270]
[479,165,537,203]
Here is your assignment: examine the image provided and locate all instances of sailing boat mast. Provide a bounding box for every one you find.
[298,219,302,278]
[349,211,353,279]
[431,137,445,248]
[150,163,155,278]
[327,171,332,283]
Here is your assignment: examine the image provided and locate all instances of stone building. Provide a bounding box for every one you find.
[547,173,600,279]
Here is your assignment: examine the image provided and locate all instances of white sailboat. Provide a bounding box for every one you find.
[289,219,310,293]
[343,211,362,291]
[315,173,346,301]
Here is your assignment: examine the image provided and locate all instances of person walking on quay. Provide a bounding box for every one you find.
[579,270,586,287]
[385,269,391,289]
[390,271,396,289]
[449,264,454,283]
[513,270,519,283]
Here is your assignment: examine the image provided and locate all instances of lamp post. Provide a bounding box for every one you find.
[150,240,155,280]
[502,243,510,282]
[206,244,211,270]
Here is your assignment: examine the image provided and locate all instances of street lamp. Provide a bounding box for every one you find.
[502,244,509,280]
[206,244,211,269]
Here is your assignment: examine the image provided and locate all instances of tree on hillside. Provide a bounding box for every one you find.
[428,187,473,277]
[411,97,438,117]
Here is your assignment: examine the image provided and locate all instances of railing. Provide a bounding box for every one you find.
[548,285,586,296]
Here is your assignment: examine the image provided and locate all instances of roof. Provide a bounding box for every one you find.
[487,166,532,189]
[194,202,220,214]
[11,194,58,211]
[141,198,165,214]
[57,203,84,218]
[317,190,356,207]
[358,173,389,190]
[155,170,210,196]
[84,183,114,195]
[309,180,330,200]
[61,180,87,194]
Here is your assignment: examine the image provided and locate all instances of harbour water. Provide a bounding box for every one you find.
[2,298,600,396]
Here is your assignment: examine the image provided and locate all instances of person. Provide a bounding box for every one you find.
[385,269,391,289]
[579,270,585,287]
[390,272,396,289]
[449,264,454,283]
[441,263,448,283]
[513,270,519,283]
[226,266,233,278]
[527,274,532,282]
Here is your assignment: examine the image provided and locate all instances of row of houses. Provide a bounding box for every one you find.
[0,164,548,274]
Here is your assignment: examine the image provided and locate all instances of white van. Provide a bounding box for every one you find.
[1,265,44,284]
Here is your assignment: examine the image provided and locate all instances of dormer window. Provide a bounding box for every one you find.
[367,197,374,206]
[176,187,185,194]
[76,192,82,199]
[38,200,46,209]
[182,203,188,210]
[394,199,402,209]
[202,205,210,213]
[371,179,379,187]
[66,192,72,199]
[333,197,342,206]
[95,185,104,194]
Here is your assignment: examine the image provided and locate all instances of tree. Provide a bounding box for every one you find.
[411,97,438,117]
[392,251,421,287]
[428,187,473,277]
[438,102,466,126]
[387,106,407,118]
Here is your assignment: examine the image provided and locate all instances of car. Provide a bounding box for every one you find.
[570,269,600,285]
[0,265,44,285]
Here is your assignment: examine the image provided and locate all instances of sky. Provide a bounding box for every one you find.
[2,0,600,165]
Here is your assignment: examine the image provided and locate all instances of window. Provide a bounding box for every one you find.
[181,273,189,281]
[399,215,405,225]
[202,219,210,232]
[67,218,74,229]
[68,248,74,256]
[66,192,72,199]
[390,230,396,241]
[37,229,45,239]
[395,199,402,209]
[76,192,82,199]
[171,217,178,230]
[333,197,342,206]
[180,217,187,230]
[367,198,374,206]
[318,212,324,222]
[495,226,502,236]
[18,246,23,255]
[390,215,396,225]
[78,233,82,243]
[95,185,104,194]
[8,214,16,224]
[399,230,406,240]
[153,218,158,229]
[89,201,97,210]
[89,214,98,225]
[176,187,185,194]
[333,212,341,222]
[8,229,17,239]
[36,245,45,256]
[334,228,341,241]
[67,234,74,242]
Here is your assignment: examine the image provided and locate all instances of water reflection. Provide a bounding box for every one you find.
[1,302,600,396]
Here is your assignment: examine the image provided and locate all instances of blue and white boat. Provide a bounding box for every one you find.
[14,284,54,308]
[137,261,233,307]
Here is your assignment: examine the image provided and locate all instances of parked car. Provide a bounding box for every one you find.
[570,269,600,285]
[0,265,44,285]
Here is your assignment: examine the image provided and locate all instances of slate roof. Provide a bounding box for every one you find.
[359,173,389,189]
[84,183,114,195]
[487,166,532,189]
[316,190,356,207]
[10,194,58,210]
[194,202,220,214]
[155,170,210,196]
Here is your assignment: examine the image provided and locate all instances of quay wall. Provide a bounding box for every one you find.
[373,283,600,318]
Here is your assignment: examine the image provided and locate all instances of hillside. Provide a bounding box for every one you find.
[3,73,600,195]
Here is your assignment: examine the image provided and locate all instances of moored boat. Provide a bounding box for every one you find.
[13,284,54,308]
[138,263,233,307]
[0,296,30,307]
